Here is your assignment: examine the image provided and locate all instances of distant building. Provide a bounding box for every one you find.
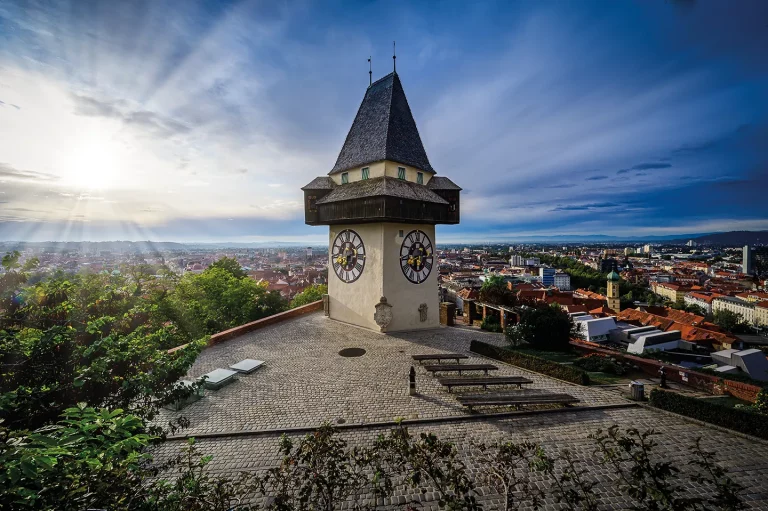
[606,270,621,312]
[539,267,555,287]
[743,245,753,275]
[711,349,768,381]
[554,272,571,291]
[686,240,698,247]
[712,296,755,326]
[624,247,634,255]
[643,244,653,255]
[509,254,525,266]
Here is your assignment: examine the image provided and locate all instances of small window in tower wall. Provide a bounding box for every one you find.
[341,172,349,184]
[361,167,369,180]
[398,167,406,180]
[417,172,423,184]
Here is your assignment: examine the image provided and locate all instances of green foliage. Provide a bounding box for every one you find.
[713,309,750,334]
[478,275,517,307]
[650,389,768,439]
[0,405,156,510]
[0,272,205,431]
[170,266,287,335]
[573,354,626,375]
[480,316,503,333]
[755,387,768,415]
[289,284,327,308]
[505,303,574,351]
[208,256,247,279]
[470,340,591,385]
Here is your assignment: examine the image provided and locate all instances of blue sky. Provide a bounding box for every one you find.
[0,0,766,243]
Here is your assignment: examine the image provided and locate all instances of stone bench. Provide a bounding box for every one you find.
[423,363,498,376]
[456,392,579,412]
[412,353,469,364]
[437,376,533,392]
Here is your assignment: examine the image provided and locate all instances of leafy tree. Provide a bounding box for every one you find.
[506,303,574,351]
[478,275,517,307]
[713,309,750,334]
[290,284,327,308]
[0,272,205,431]
[170,266,287,335]
[685,303,708,317]
[208,256,247,279]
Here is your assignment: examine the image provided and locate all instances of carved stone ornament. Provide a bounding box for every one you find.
[374,296,393,332]
[322,294,330,317]
[418,303,428,322]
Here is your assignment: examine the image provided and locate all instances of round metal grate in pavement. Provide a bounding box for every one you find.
[338,347,366,357]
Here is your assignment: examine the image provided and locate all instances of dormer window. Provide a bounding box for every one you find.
[417,172,424,185]
[398,167,406,180]
[341,172,349,184]
[361,167,369,180]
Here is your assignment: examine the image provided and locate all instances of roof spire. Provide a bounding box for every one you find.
[393,41,396,73]
[368,56,372,86]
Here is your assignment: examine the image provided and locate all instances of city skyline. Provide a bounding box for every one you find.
[1,0,767,243]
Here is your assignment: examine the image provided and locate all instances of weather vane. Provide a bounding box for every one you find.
[393,41,396,73]
[368,56,372,86]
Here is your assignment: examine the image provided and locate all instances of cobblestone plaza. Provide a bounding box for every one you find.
[157,312,768,508]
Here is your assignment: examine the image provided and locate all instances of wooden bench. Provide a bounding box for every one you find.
[423,363,498,376]
[456,392,579,412]
[412,353,469,364]
[438,376,533,392]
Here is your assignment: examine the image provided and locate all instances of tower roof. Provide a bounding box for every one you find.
[329,73,435,175]
[607,270,620,281]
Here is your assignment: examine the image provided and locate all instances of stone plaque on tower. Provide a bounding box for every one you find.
[301,71,461,332]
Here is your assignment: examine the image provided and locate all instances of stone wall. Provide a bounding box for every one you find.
[208,300,324,345]
[440,302,456,326]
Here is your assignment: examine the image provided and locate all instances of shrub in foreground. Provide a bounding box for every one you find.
[471,340,590,385]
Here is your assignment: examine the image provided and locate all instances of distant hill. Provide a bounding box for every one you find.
[669,230,768,246]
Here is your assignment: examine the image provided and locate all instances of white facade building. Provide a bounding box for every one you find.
[554,272,571,290]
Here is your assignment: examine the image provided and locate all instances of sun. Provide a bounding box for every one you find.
[61,133,121,190]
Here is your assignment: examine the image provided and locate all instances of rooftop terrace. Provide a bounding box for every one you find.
[156,311,768,508]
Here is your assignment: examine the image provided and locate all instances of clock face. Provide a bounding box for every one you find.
[331,229,366,283]
[400,229,433,284]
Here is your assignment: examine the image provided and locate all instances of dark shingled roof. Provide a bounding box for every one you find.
[427,176,462,191]
[316,176,448,205]
[329,73,435,175]
[301,177,336,190]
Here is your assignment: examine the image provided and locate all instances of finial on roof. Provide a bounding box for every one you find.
[393,40,396,73]
[368,56,372,86]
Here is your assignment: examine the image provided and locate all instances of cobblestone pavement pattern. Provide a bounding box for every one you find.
[155,312,768,508]
[160,312,624,434]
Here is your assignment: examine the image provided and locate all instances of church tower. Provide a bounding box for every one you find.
[302,72,461,332]
[606,270,621,312]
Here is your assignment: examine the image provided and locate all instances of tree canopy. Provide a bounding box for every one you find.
[290,284,327,308]
[506,303,575,351]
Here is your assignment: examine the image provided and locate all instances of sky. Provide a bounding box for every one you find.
[0,0,767,243]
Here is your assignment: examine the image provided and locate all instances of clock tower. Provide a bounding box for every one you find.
[302,72,461,332]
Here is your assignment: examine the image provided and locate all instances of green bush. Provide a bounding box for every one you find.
[470,340,590,385]
[649,389,768,439]
[480,317,503,333]
[573,354,626,376]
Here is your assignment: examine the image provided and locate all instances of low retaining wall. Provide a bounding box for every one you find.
[166,300,324,354]
[209,300,324,345]
[570,340,762,403]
